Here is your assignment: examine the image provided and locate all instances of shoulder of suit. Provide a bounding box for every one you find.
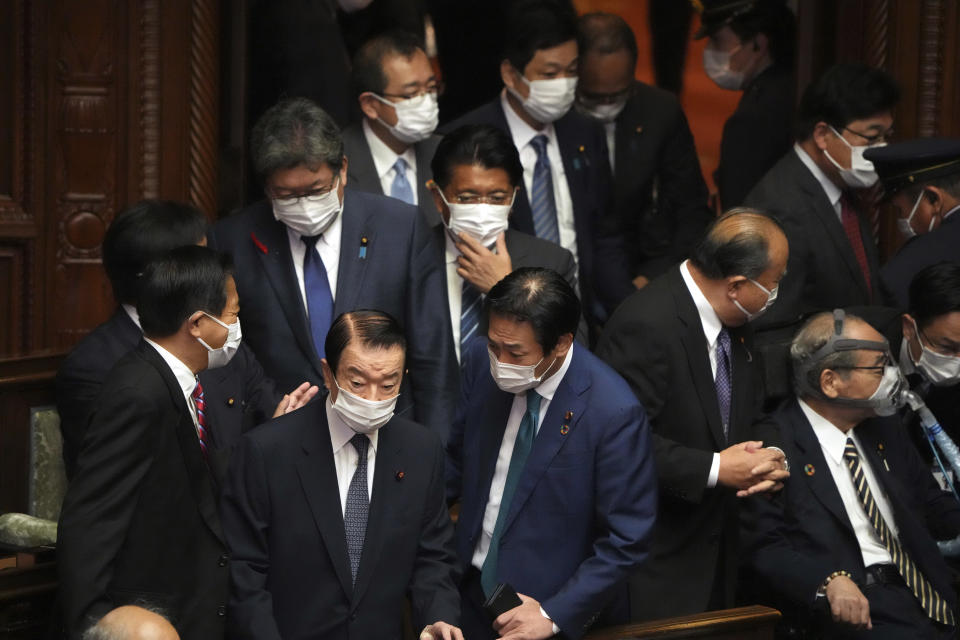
[384,414,442,451]
[572,347,644,411]
[211,200,273,239]
[438,99,502,134]
[627,81,682,115]
[348,189,420,223]
[100,346,172,401]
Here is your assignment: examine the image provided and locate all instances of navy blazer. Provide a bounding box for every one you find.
[220,399,460,640]
[208,190,457,441]
[744,399,960,621]
[441,98,635,317]
[880,210,960,309]
[446,340,657,639]
[55,308,280,483]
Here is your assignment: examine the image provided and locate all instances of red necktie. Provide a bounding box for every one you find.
[192,379,208,458]
[840,194,872,297]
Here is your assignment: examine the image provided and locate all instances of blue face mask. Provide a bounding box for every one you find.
[733,279,778,322]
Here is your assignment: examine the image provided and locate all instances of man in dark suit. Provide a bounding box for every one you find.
[596,209,791,620]
[447,268,657,640]
[865,138,960,309]
[209,98,456,440]
[694,0,797,210]
[220,310,462,640]
[576,12,712,285]
[58,247,239,639]
[55,200,314,483]
[343,31,443,226]
[439,0,634,321]
[744,310,959,638]
[745,63,900,332]
[426,123,582,362]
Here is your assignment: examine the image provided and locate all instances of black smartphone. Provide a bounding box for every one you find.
[483,582,523,619]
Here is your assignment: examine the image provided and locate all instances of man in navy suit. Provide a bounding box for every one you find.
[447,268,656,640]
[440,0,634,322]
[209,98,456,440]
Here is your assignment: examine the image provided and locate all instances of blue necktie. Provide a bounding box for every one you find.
[390,157,415,205]
[715,328,732,441]
[460,280,482,355]
[481,390,542,596]
[344,433,370,584]
[529,135,560,244]
[302,235,334,359]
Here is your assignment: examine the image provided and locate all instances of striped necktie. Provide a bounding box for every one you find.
[715,328,732,441]
[529,135,560,244]
[460,280,482,355]
[191,378,208,458]
[843,438,954,626]
[840,194,872,297]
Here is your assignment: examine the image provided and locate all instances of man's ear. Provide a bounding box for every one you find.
[187,311,205,338]
[726,275,749,299]
[901,313,917,343]
[358,92,381,121]
[820,368,842,399]
[812,121,832,151]
[553,332,574,359]
[428,180,450,223]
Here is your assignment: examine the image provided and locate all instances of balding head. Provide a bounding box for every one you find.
[84,606,179,640]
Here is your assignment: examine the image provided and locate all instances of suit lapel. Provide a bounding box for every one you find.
[554,115,590,239]
[345,125,384,195]
[467,384,514,541]
[295,403,353,598]
[727,328,754,443]
[334,191,375,316]
[415,137,438,206]
[489,101,536,236]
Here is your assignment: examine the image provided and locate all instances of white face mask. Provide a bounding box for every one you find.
[733,279,778,322]
[372,92,439,144]
[896,190,933,239]
[702,45,746,91]
[438,189,515,247]
[909,318,960,386]
[487,345,555,394]
[509,75,578,124]
[867,364,908,416]
[271,176,342,237]
[824,126,885,189]
[331,378,398,434]
[576,97,628,124]
[198,313,242,369]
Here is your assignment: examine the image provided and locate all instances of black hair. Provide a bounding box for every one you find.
[503,0,579,72]
[352,30,425,97]
[909,262,960,330]
[325,309,407,375]
[576,12,638,67]
[250,97,344,183]
[901,173,960,203]
[102,200,208,305]
[689,208,783,280]
[485,267,580,353]
[796,63,900,141]
[727,1,796,67]
[137,246,233,339]
[431,124,524,190]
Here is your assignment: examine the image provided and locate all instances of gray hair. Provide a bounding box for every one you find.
[789,311,859,396]
[689,207,784,281]
[250,98,344,182]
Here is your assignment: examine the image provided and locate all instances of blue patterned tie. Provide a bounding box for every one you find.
[715,328,732,441]
[344,433,370,584]
[529,135,560,244]
[390,157,415,205]
[302,235,334,359]
[481,390,542,596]
[460,280,482,355]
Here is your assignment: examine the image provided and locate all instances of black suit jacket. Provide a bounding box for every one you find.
[209,190,456,441]
[440,97,634,317]
[220,399,460,639]
[55,309,280,482]
[880,209,960,309]
[744,400,960,625]
[57,341,229,639]
[612,81,711,279]
[596,266,768,619]
[342,121,443,227]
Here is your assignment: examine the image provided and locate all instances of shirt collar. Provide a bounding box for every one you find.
[325,396,379,455]
[794,143,843,209]
[122,304,142,330]
[444,229,459,265]
[500,90,555,150]
[679,260,724,348]
[285,208,343,251]
[362,119,417,180]
[534,342,575,402]
[143,337,198,400]
[798,398,853,466]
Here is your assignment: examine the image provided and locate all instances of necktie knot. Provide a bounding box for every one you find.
[192,379,203,401]
[349,433,369,456]
[530,134,548,156]
[393,157,408,174]
[525,389,542,416]
[717,327,731,354]
[301,234,322,249]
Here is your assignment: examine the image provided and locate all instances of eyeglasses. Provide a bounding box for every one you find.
[834,354,891,375]
[449,192,515,206]
[919,328,960,357]
[577,85,634,106]
[268,176,340,201]
[380,84,442,102]
[843,126,894,145]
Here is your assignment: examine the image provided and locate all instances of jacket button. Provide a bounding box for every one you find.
[218,553,229,567]
[227,397,235,406]
[349,613,357,622]
[217,606,226,617]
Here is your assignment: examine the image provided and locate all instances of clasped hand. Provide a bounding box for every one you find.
[717,440,790,497]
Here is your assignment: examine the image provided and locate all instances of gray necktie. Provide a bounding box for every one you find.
[344,433,369,583]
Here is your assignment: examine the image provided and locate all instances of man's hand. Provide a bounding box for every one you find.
[717,441,789,496]
[632,275,650,289]
[420,621,465,640]
[494,593,556,640]
[825,575,872,630]
[456,232,512,293]
[273,381,320,417]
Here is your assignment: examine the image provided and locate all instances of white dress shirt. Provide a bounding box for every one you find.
[122,304,141,330]
[327,397,378,514]
[794,143,843,222]
[604,121,616,174]
[143,338,202,438]
[679,260,725,488]
[500,91,578,264]
[444,233,465,362]
[362,119,418,205]
[287,212,343,312]
[472,344,575,570]
[799,399,897,567]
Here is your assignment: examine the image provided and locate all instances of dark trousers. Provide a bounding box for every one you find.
[818,581,955,639]
[459,567,497,640]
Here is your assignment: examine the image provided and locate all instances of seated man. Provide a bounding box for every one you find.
[448,267,656,640]
[83,606,179,640]
[220,310,462,640]
[428,123,583,361]
[745,309,959,638]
